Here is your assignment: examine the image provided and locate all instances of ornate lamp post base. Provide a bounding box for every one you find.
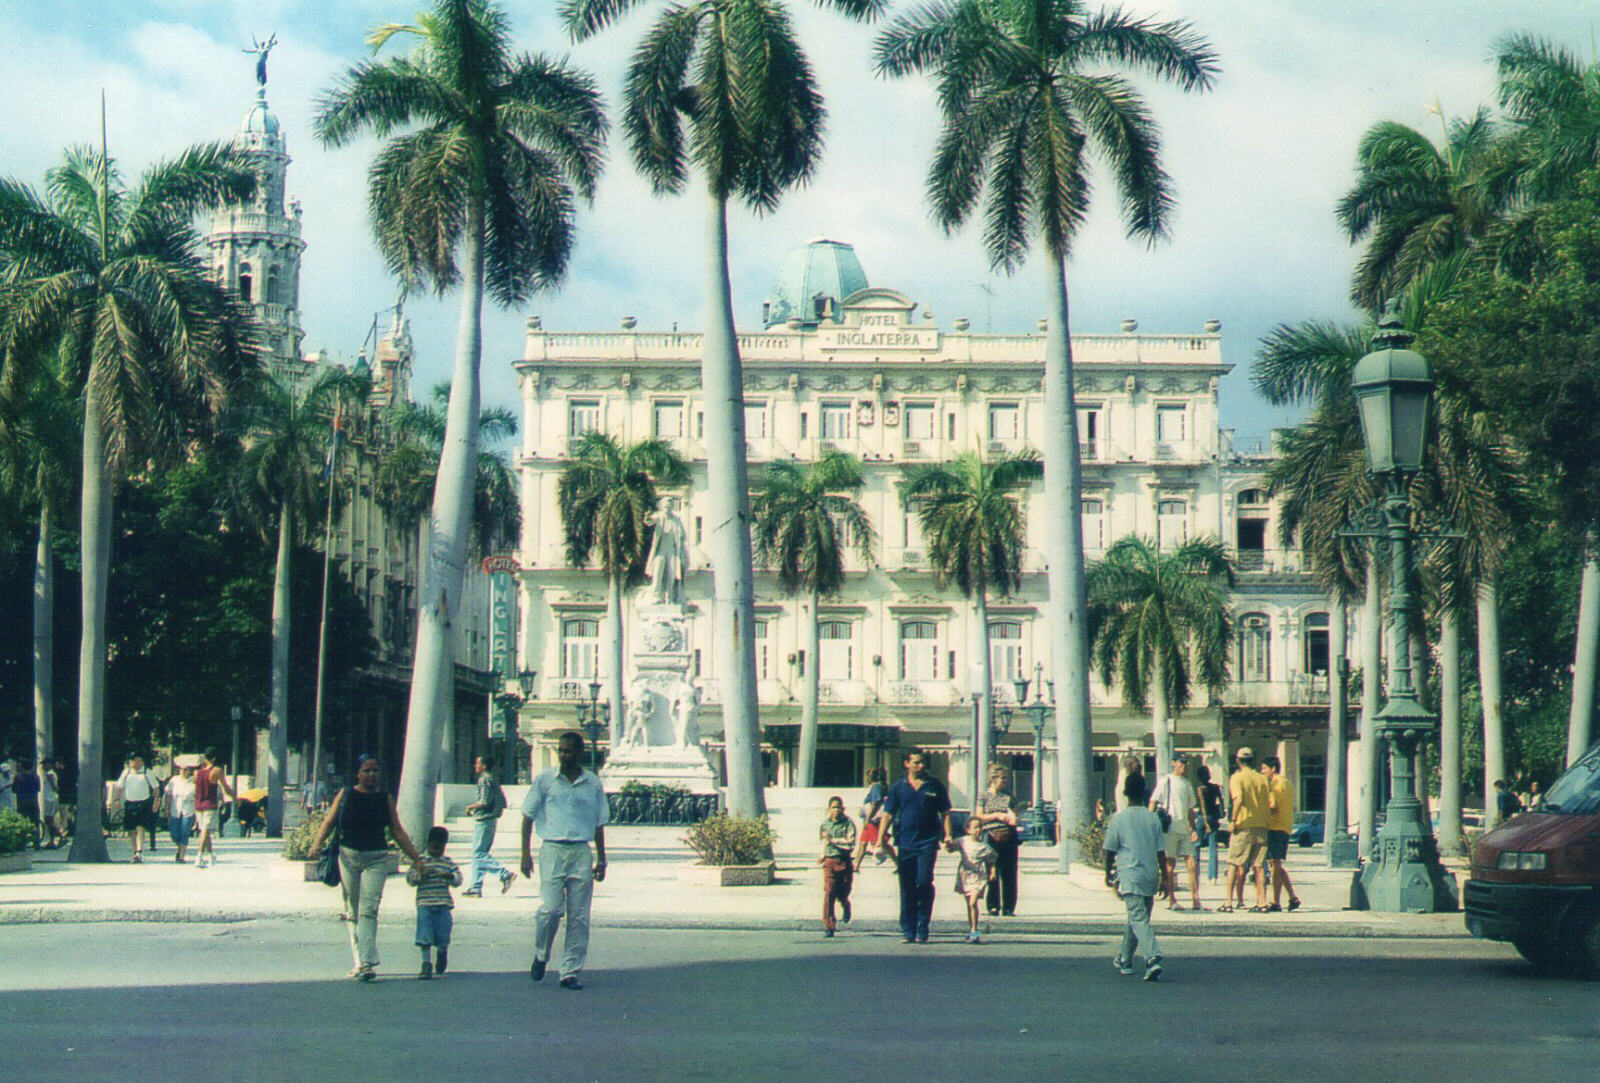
[1350,711,1459,912]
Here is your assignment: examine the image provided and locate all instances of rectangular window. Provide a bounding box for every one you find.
[1241,615,1270,682]
[904,403,935,440]
[567,399,600,437]
[753,619,770,680]
[694,516,703,544]
[820,402,851,440]
[693,649,702,678]
[1156,404,1186,444]
[1078,407,1100,460]
[988,402,1020,441]
[800,412,809,438]
[899,620,939,681]
[653,400,684,438]
[696,410,704,439]
[947,413,957,441]
[1082,498,1106,553]
[947,649,957,681]
[1157,499,1187,550]
[561,617,599,679]
[989,621,1024,684]
[819,620,854,680]
[744,402,768,439]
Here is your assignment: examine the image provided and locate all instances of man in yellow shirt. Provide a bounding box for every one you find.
[1223,747,1270,912]
[1262,756,1302,912]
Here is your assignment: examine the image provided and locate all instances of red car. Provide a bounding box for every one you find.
[1464,743,1600,976]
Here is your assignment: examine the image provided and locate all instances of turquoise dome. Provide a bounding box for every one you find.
[764,238,869,328]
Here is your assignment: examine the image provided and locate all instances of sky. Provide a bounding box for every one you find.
[3,0,1598,447]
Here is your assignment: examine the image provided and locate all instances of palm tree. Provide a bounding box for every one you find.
[231,372,339,835]
[557,432,691,747]
[0,351,78,776]
[1086,536,1234,771]
[316,0,606,836]
[903,449,1041,783]
[0,142,258,861]
[565,0,883,815]
[875,0,1218,855]
[1495,34,1600,765]
[751,451,875,787]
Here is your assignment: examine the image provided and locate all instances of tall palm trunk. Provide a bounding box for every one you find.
[1358,556,1382,859]
[397,196,484,840]
[1568,545,1600,765]
[1043,254,1092,871]
[702,189,763,817]
[69,391,113,862]
[973,585,993,800]
[1437,605,1463,855]
[799,590,821,787]
[1150,651,1171,782]
[1324,595,1350,853]
[33,494,54,771]
[266,505,292,836]
[1478,578,1507,827]
[1411,626,1432,819]
[606,570,625,746]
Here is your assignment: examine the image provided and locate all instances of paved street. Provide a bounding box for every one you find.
[4,922,1593,1080]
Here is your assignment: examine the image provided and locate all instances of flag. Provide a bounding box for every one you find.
[324,404,344,480]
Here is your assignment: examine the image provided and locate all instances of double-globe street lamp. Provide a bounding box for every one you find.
[1013,662,1056,843]
[573,680,610,771]
[1349,303,1459,912]
[492,669,538,783]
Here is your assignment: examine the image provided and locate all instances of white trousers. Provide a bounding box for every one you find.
[535,840,595,978]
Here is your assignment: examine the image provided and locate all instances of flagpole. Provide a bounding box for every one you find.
[309,405,342,804]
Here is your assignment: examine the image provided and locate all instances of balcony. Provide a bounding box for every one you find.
[885,680,959,706]
[1230,547,1306,574]
[818,679,870,706]
[901,440,931,460]
[1225,674,1333,707]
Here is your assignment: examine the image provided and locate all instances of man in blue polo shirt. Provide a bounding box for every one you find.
[876,749,953,943]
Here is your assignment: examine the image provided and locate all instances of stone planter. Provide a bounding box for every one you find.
[0,851,32,874]
[679,860,776,887]
[269,853,403,883]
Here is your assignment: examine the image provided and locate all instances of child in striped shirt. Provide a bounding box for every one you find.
[408,825,463,980]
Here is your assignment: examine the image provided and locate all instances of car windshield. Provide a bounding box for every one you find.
[1540,746,1600,815]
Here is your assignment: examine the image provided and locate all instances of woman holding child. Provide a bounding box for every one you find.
[970,764,1021,916]
[308,754,423,981]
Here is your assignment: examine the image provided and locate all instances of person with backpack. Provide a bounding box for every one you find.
[464,755,516,896]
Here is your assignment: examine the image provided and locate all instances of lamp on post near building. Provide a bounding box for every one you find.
[492,669,537,784]
[1349,301,1458,913]
[1014,662,1055,843]
[574,679,610,771]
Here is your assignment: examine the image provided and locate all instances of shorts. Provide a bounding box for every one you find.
[197,808,221,834]
[415,904,453,947]
[124,798,154,832]
[1227,826,1268,869]
[1266,830,1290,861]
[1163,818,1196,859]
[861,821,881,846]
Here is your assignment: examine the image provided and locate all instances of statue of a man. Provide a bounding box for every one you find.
[672,685,701,750]
[244,33,277,89]
[644,497,688,606]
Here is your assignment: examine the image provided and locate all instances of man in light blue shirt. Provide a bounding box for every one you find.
[520,731,609,990]
[1103,772,1165,981]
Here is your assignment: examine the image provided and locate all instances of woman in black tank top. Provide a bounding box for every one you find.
[308,754,422,981]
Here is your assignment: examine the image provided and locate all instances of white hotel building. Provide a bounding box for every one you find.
[511,239,1350,808]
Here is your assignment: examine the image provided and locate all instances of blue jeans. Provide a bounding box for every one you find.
[895,846,938,940]
[470,818,510,891]
[415,905,453,947]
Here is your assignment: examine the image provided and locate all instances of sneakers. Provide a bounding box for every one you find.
[1114,957,1135,975]
[915,931,929,944]
[1143,959,1163,982]
[840,898,851,924]
[356,965,376,983]
[419,960,434,980]
[874,850,888,865]
[559,976,583,991]
[531,956,547,982]
[823,928,835,938]
[500,871,517,894]
[131,853,142,864]
[967,930,981,944]
[435,949,448,975]
[462,888,483,898]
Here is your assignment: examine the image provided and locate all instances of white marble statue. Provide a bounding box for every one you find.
[644,497,687,606]
[622,695,651,749]
[672,685,701,751]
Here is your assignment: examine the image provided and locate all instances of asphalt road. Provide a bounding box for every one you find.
[4,921,1593,1080]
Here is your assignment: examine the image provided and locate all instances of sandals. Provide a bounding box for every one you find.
[1249,905,1272,913]
[1216,904,1235,913]
[1288,897,1302,912]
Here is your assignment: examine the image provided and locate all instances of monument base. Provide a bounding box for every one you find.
[1325,831,1360,869]
[601,746,720,796]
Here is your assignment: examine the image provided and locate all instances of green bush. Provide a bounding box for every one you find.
[1066,816,1107,869]
[281,816,322,861]
[0,810,34,855]
[684,812,775,866]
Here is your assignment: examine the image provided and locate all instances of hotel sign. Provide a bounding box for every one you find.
[483,554,519,677]
[818,315,938,352]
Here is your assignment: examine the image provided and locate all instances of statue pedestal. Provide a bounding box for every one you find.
[599,602,720,796]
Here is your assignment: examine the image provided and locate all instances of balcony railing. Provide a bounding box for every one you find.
[885,680,958,706]
[1224,674,1333,706]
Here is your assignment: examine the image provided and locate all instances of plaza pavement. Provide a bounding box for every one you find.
[0,805,1472,940]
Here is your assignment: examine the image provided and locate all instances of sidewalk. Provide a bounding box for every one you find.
[0,822,1471,940]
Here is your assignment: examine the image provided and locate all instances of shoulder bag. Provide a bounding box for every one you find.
[315,788,348,887]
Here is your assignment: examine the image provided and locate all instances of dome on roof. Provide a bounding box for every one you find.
[764,238,868,328]
[240,95,280,137]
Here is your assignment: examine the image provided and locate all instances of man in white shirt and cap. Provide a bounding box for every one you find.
[520,731,609,990]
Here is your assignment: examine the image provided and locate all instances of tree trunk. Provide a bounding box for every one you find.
[606,570,625,747]
[33,494,54,772]
[1437,605,1463,855]
[1324,595,1350,858]
[701,188,764,817]
[1358,555,1382,859]
[1568,546,1599,765]
[69,390,112,862]
[798,589,821,788]
[1151,649,1173,797]
[1478,578,1507,828]
[266,504,291,836]
[1410,626,1432,820]
[973,586,994,801]
[1043,254,1092,872]
[396,195,484,841]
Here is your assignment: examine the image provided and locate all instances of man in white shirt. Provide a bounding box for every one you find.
[520,731,609,990]
[116,756,160,864]
[1149,755,1202,910]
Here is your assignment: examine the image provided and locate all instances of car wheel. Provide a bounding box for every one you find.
[1573,914,1600,980]
[1513,935,1571,973]
[1296,832,1311,848]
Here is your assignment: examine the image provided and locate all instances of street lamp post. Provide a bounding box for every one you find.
[574,679,610,771]
[492,669,537,784]
[1349,303,1459,912]
[1014,662,1053,841]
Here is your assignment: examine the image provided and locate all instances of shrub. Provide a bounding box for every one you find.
[684,813,775,866]
[0,810,34,855]
[282,816,322,861]
[1066,816,1107,869]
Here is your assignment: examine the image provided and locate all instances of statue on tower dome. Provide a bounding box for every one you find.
[244,33,277,90]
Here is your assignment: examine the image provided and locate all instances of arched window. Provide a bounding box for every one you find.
[237,262,253,303]
[266,267,282,305]
[989,620,1023,683]
[1238,488,1267,507]
[819,619,854,680]
[1240,613,1271,682]
[560,617,599,680]
[900,620,939,681]
[1303,612,1330,676]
